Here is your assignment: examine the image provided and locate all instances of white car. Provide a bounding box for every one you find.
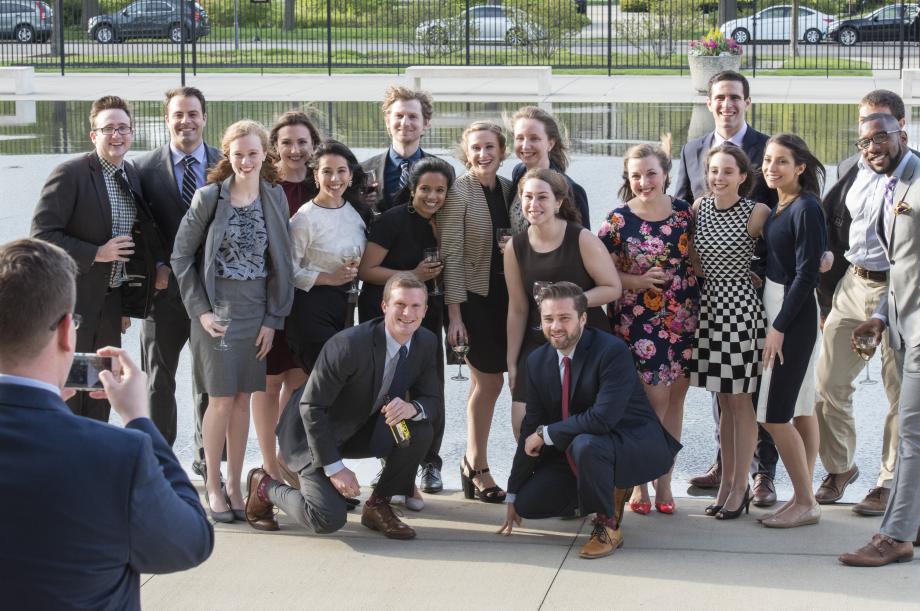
[416,5,539,46]
[720,5,837,44]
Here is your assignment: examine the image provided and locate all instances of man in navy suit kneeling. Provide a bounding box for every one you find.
[0,238,213,610]
[498,282,681,559]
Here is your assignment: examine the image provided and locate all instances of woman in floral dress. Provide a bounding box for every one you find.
[598,143,700,515]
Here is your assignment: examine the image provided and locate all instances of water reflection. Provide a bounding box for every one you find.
[0,99,901,166]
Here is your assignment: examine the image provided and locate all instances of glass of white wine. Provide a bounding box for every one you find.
[451,343,470,381]
[423,247,443,296]
[212,300,232,352]
[341,245,362,296]
[854,334,879,385]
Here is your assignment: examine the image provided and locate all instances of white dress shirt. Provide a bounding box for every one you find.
[713,122,748,148]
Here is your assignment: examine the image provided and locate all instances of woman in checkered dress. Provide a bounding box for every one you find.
[690,144,771,520]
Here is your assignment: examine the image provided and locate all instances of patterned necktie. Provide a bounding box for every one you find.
[398,159,411,190]
[560,356,577,476]
[883,176,898,236]
[181,155,199,209]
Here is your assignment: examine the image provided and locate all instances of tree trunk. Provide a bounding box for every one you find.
[82,0,100,29]
[283,0,295,31]
[789,0,799,57]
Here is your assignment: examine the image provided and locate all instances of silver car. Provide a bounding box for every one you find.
[416,5,539,46]
[0,0,52,43]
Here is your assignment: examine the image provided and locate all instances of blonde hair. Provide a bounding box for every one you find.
[456,121,508,167]
[381,85,433,122]
[207,120,279,184]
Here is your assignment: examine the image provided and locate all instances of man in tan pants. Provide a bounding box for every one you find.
[814,90,906,515]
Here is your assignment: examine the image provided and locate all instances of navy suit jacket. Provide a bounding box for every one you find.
[507,328,681,494]
[0,383,213,611]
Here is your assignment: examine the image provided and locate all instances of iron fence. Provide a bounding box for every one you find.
[0,0,918,74]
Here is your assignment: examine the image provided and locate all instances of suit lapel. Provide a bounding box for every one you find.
[889,154,919,251]
[568,328,593,408]
[87,153,112,226]
[207,177,234,264]
[159,145,183,211]
[372,321,387,402]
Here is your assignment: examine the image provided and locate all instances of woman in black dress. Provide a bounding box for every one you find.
[358,156,454,494]
[757,134,827,529]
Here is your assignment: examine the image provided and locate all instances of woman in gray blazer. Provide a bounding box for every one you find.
[438,121,512,503]
[172,120,293,523]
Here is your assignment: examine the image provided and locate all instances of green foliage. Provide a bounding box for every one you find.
[519,0,591,61]
[620,0,649,12]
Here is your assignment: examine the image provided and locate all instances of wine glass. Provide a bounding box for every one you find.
[532,281,552,330]
[451,343,470,381]
[423,247,443,296]
[854,334,879,385]
[341,245,362,296]
[495,227,511,274]
[365,169,380,218]
[212,300,232,352]
[112,231,131,285]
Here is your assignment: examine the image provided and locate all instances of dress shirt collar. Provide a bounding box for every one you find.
[889,150,914,181]
[713,122,748,148]
[0,373,62,396]
[388,146,423,167]
[96,153,124,175]
[384,327,412,360]
[170,141,207,168]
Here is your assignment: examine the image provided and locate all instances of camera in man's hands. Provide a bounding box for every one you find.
[65,353,119,391]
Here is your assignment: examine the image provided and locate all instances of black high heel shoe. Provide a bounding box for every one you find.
[460,456,506,503]
[715,487,752,521]
[704,503,723,517]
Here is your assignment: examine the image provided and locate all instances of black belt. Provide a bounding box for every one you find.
[851,265,887,282]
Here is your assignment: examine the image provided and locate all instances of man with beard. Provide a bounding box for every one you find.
[498,282,681,559]
[839,113,920,566]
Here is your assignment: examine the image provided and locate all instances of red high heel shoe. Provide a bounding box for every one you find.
[629,500,652,515]
[655,501,676,515]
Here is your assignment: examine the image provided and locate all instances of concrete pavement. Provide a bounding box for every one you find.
[140,490,920,610]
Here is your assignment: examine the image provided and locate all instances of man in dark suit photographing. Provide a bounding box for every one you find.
[0,239,212,610]
[246,272,441,539]
[498,283,681,559]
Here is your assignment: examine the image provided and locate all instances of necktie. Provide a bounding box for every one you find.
[883,176,898,237]
[386,345,409,403]
[561,356,577,476]
[398,159,411,190]
[114,168,135,203]
[181,155,199,209]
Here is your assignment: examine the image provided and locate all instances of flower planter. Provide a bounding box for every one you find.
[688,54,743,94]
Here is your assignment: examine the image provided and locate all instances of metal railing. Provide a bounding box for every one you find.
[1,0,917,74]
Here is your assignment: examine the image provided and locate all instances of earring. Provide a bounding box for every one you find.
[555,208,561,214]
[348,180,353,187]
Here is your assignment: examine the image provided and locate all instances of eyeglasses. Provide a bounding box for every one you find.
[854,130,902,150]
[93,125,133,136]
[49,312,81,332]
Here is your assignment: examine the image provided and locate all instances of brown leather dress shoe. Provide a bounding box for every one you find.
[839,534,914,567]
[815,465,859,504]
[361,500,416,539]
[852,486,890,516]
[579,523,624,559]
[689,462,721,489]
[752,474,777,508]
[245,468,279,532]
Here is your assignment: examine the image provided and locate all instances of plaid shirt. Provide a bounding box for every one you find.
[98,155,137,287]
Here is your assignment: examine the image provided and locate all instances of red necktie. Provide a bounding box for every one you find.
[561,356,577,476]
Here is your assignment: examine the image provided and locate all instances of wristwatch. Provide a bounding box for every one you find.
[535,425,545,440]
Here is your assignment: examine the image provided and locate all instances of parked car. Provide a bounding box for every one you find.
[720,4,837,44]
[0,0,51,43]
[828,3,920,46]
[87,0,209,44]
[416,5,541,46]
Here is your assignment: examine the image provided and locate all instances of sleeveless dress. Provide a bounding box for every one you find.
[511,222,610,402]
[690,196,767,395]
[598,199,700,386]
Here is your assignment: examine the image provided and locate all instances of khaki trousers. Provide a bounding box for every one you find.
[815,269,901,487]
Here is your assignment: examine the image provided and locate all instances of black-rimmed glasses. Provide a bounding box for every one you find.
[93,126,133,136]
[50,312,81,331]
[855,130,901,150]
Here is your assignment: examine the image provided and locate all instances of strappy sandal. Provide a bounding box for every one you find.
[460,456,506,503]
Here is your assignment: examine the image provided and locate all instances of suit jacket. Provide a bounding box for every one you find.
[276,318,443,473]
[507,327,681,494]
[171,177,294,328]
[818,152,860,315]
[438,172,513,304]
[360,148,451,213]
[134,142,222,257]
[875,152,920,349]
[31,152,165,322]
[0,383,213,610]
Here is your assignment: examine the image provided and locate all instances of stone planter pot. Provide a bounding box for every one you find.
[688,54,743,94]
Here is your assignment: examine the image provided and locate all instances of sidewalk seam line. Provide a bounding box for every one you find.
[537,518,585,610]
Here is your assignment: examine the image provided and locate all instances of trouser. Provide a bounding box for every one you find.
[67,286,122,422]
[140,273,209,464]
[268,414,433,534]
[815,269,900,487]
[880,341,920,542]
[712,393,779,479]
[514,433,624,521]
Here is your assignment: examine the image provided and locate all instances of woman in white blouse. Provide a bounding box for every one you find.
[286,140,371,372]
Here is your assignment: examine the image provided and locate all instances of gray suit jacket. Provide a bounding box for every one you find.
[170,177,294,328]
[875,152,920,349]
[276,318,443,473]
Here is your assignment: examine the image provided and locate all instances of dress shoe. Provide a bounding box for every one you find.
[244,468,279,532]
[628,500,651,515]
[579,522,623,559]
[715,487,751,521]
[752,474,777,508]
[345,497,361,511]
[762,504,820,529]
[419,463,443,494]
[361,500,416,539]
[814,465,859,504]
[852,486,890,516]
[839,534,914,567]
[655,501,676,515]
[390,487,424,512]
[689,462,721,489]
[204,492,234,524]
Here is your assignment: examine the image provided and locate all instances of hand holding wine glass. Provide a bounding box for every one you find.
[341,245,363,295]
[451,343,470,381]
[423,247,443,296]
[853,333,879,385]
